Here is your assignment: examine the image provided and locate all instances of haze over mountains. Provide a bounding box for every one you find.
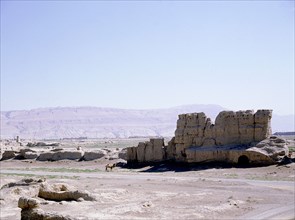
[1,104,294,139]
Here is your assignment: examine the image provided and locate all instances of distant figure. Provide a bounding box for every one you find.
[288,152,292,158]
[105,163,116,171]
[77,146,82,151]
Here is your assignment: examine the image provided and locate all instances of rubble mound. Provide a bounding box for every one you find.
[7,181,96,220]
[18,197,39,209]
[38,183,96,202]
[1,178,45,189]
[18,197,71,220]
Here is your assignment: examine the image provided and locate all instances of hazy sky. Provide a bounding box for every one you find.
[1,1,294,115]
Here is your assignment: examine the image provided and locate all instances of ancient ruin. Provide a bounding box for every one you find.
[0,146,125,162]
[13,179,96,220]
[127,138,165,163]
[127,110,289,165]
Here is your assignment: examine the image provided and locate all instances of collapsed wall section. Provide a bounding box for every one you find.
[127,138,165,163]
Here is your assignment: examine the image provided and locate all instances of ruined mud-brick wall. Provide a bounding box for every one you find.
[170,110,272,161]
[126,110,272,163]
[127,138,165,163]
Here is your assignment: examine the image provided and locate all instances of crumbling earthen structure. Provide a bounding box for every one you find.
[170,109,272,161]
[127,109,288,165]
[16,180,96,220]
[127,138,165,163]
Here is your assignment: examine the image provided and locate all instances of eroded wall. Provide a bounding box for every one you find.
[127,109,273,163]
[127,138,165,163]
[172,110,272,161]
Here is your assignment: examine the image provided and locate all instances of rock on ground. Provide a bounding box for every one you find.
[83,150,105,161]
[1,150,16,160]
[38,183,96,202]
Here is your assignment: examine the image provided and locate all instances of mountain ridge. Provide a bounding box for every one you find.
[1,105,293,139]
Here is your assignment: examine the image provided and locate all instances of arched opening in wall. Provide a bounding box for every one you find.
[238,155,250,167]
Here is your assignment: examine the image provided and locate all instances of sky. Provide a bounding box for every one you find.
[1,1,294,115]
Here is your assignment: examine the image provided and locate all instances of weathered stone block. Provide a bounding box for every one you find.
[254,110,272,142]
[127,147,137,162]
[151,138,164,161]
[136,142,146,162]
[144,141,154,162]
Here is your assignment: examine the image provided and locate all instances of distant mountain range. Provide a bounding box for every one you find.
[1,105,294,139]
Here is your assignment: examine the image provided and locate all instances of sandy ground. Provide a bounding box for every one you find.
[0,157,294,220]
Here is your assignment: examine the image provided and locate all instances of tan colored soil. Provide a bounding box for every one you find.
[0,157,294,220]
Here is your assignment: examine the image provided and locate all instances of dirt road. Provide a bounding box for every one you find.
[1,161,294,220]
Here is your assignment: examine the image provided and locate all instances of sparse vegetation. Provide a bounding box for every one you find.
[245,174,293,181]
[30,167,102,173]
[0,173,80,179]
[223,173,238,178]
[288,146,295,152]
[5,167,102,173]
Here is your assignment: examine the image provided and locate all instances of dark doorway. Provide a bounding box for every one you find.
[238,155,250,166]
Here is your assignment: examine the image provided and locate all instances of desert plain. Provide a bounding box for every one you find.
[0,137,294,220]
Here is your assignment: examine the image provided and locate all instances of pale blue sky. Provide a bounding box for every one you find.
[1,1,294,115]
